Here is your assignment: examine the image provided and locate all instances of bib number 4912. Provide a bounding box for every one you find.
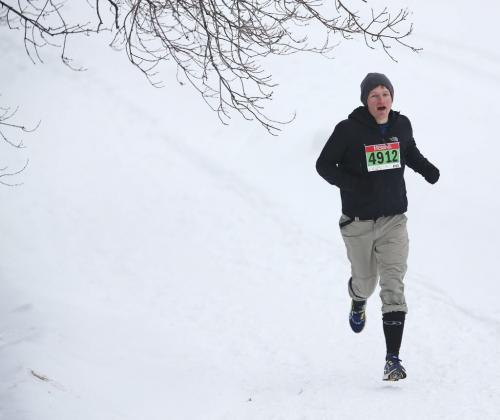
[365,143,401,172]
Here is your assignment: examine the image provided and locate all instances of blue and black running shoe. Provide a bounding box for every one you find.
[383,354,407,381]
[349,299,366,333]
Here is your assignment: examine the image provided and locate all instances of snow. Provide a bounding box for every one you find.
[1,2,500,419]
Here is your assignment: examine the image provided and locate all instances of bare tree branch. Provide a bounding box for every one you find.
[0,102,39,148]
[1,0,420,133]
[0,102,33,185]
[0,158,29,186]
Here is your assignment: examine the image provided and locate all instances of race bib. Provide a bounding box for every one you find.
[365,143,401,172]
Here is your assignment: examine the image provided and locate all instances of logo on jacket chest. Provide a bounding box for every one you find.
[364,142,401,172]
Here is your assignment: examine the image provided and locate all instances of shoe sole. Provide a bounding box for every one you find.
[383,370,407,381]
[350,321,366,333]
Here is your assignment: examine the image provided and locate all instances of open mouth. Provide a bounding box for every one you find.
[377,106,387,111]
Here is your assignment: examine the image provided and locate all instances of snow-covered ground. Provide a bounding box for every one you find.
[1,1,500,419]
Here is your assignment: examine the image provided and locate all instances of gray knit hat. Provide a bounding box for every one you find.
[360,73,394,106]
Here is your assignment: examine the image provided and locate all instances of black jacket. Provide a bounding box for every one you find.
[316,106,439,219]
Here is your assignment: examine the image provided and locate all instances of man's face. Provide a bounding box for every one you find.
[366,85,392,124]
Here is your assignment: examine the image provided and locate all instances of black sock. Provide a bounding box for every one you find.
[352,299,366,311]
[383,311,406,358]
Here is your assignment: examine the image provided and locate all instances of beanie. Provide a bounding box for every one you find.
[360,73,394,106]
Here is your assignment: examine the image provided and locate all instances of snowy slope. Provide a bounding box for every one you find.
[1,1,500,419]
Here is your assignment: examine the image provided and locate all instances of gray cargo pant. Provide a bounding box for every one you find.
[339,213,409,314]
